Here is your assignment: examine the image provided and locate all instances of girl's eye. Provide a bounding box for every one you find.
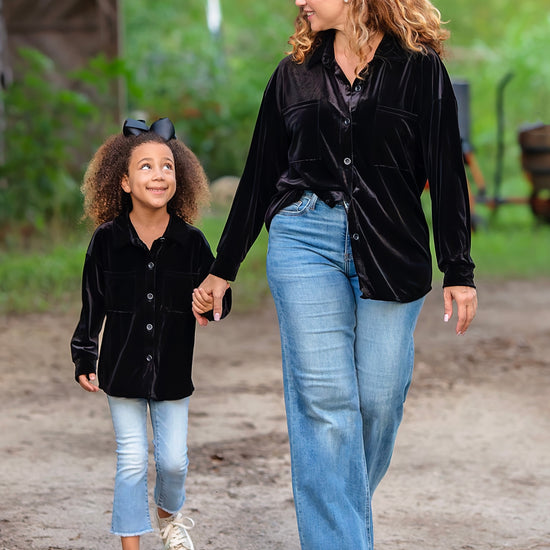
[163,162,174,170]
[140,163,151,170]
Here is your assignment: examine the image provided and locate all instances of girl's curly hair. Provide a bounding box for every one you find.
[289,0,449,77]
[82,131,210,227]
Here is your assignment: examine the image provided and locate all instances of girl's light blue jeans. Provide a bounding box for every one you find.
[106,395,190,537]
[266,192,424,550]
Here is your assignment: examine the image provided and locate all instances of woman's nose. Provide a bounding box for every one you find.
[295,0,306,6]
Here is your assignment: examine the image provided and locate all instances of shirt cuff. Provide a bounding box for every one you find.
[74,358,96,382]
[210,255,239,282]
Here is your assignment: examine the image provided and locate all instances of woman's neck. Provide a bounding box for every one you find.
[333,30,384,84]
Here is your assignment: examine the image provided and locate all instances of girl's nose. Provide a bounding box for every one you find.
[295,0,306,6]
[152,166,165,179]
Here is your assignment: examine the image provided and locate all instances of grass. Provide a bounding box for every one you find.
[0,211,271,315]
[470,206,550,279]
[199,208,271,311]
[0,242,86,313]
[1,196,549,315]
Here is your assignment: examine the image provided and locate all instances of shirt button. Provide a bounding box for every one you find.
[354,84,362,92]
[344,157,352,165]
[352,233,360,240]
[147,261,155,270]
[146,354,153,362]
[146,323,153,331]
[147,292,154,301]
[343,117,350,126]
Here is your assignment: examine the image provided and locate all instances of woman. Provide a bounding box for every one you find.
[193,0,477,547]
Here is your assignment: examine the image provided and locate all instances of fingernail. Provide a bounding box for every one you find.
[444,314,449,322]
[214,313,221,321]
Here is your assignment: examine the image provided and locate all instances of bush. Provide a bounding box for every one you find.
[0,49,130,242]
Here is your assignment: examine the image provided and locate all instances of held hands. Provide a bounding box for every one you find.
[78,373,100,393]
[443,285,478,335]
[192,274,230,326]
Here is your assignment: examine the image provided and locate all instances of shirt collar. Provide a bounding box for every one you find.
[112,211,190,249]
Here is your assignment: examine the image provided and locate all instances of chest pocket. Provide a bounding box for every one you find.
[162,271,195,313]
[372,105,418,171]
[283,100,321,164]
[104,271,136,312]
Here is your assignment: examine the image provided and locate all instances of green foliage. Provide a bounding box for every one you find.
[0,49,126,239]
[121,0,295,179]
[0,49,94,233]
[439,3,549,200]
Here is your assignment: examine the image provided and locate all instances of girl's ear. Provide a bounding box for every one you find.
[121,174,131,193]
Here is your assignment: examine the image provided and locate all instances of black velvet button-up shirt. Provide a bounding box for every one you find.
[211,30,475,302]
[71,213,231,400]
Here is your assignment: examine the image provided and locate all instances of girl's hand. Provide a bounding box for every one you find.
[192,287,214,314]
[192,274,230,326]
[78,373,100,392]
[443,286,478,335]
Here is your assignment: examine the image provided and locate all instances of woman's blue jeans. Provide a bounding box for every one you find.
[266,192,424,550]
[106,396,190,537]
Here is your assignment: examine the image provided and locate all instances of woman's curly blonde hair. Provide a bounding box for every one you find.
[289,0,449,77]
[81,131,210,227]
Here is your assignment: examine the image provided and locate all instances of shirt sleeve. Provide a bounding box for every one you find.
[420,53,476,288]
[210,64,290,281]
[70,235,106,381]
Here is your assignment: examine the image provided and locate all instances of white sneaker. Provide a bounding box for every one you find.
[158,512,195,550]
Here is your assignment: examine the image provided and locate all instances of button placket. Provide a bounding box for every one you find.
[342,81,359,184]
[144,256,156,363]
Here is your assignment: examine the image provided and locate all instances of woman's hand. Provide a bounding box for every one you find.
[78,373,100,392]
[192,274,230,326]
[443,286,478,335]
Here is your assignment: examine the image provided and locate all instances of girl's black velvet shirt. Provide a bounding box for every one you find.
[211,31,475,302]
[71,213,231,400]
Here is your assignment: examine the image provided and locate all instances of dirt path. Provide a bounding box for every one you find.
[0,279,549,549]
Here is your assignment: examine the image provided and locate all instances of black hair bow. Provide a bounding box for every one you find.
[122,117,176,140]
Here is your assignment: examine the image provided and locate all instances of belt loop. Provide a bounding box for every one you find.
[310,192,318,210]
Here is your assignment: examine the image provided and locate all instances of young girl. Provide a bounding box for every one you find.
[71,117,231,550]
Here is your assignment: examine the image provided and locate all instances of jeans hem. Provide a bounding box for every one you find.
[110,527,154,537]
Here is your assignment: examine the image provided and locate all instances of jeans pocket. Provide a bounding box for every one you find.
[277,192,317,216]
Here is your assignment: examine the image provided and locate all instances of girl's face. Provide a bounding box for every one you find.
[121,142,176,214]
[295,0,348,33]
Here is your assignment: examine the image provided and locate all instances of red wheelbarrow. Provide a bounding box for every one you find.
[451,75,550,227]
[518,123,550,223]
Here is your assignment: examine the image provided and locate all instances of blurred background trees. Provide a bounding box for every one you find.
[1,0,549,240]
